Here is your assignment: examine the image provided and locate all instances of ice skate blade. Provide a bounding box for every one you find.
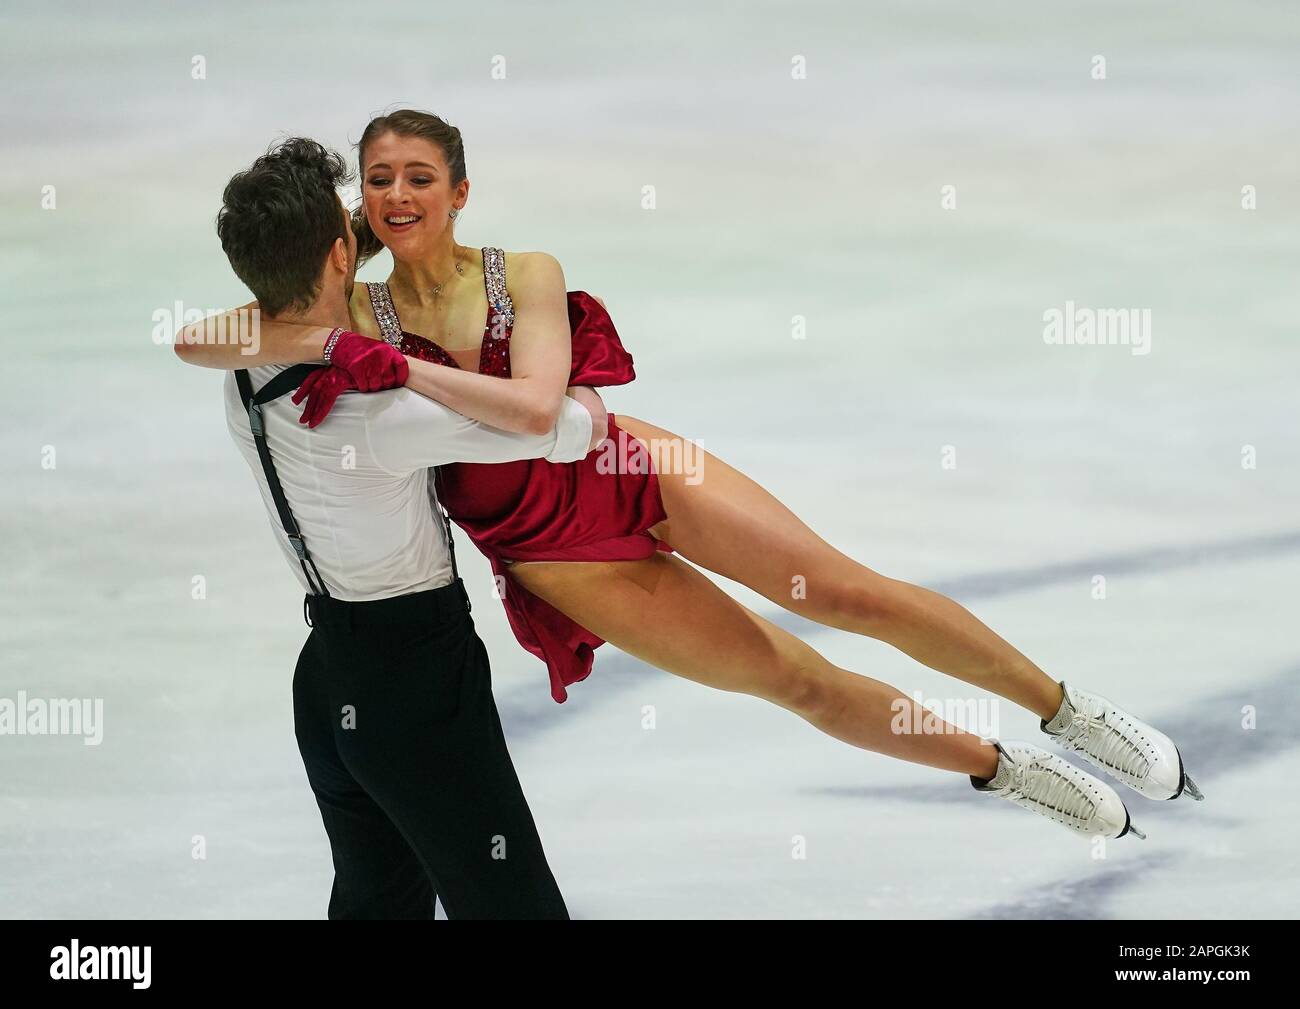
[1181,772,1205,802]
[1125,822,1147,840]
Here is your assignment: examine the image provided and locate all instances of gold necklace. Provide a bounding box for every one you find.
[389,249,473,348]
[422,249,467,299]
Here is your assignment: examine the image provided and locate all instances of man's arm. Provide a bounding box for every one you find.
[363,386,606,474]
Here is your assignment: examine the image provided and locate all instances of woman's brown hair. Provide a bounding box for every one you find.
[351,110,467,266]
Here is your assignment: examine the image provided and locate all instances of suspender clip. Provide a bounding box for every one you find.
[248,401,265,437]
[287,534,308,560]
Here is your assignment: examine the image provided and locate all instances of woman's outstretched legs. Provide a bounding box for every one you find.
[613,415,1065,721]
[509,552,1000,780]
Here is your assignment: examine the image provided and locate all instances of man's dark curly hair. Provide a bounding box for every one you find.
[216,138,353,317]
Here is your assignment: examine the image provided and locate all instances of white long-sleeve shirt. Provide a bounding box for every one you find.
[223,364,593,601]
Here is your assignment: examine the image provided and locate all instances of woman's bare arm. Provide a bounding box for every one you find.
[399,252,573,435]
[171,301,332,368]
[182,256,583,437]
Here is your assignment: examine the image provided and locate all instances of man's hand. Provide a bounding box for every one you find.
[329,332,409,391]
[567,385,609,451]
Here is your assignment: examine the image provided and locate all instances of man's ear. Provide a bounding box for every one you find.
[328,235,348,273]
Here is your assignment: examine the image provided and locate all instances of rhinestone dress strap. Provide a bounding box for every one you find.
[481,247,515,328]
[365,281,404,347]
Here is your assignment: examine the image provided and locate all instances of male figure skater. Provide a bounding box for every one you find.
[181,138,607,919]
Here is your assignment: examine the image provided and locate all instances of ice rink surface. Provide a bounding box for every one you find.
[2,1,1296,918]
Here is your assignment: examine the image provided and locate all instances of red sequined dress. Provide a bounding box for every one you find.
[364,247,673,702]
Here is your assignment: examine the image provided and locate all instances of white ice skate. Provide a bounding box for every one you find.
[970,739,1144,839]
[1041,681,1204,802]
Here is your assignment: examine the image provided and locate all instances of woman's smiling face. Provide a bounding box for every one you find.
[361,131,468,255]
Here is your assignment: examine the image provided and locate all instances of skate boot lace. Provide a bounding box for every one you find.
[1002,755,1097,825]
[1056,706,1151,780]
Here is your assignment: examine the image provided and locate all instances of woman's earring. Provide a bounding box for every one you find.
[449,207,460,220]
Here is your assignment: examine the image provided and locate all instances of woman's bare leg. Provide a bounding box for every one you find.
[611,415,1064,721]
[509,553,1000,778]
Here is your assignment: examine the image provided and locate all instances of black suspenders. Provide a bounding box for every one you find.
[234,365,470,622]
[235,366,331,610]
[434,467,469,612]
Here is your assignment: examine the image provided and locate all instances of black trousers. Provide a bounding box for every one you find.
[292,580,569,919]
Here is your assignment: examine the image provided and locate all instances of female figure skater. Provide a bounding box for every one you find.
[178,110,1203,843]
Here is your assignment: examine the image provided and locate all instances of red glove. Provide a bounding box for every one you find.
[292,366,356,428]
[326,331,409,392]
